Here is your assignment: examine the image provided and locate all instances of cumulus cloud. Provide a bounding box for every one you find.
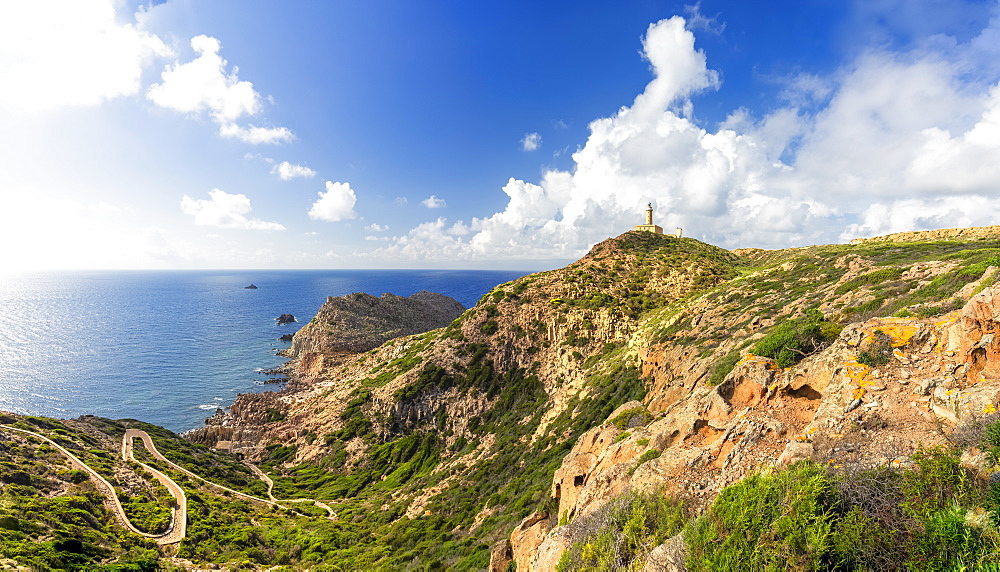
[521,132,542,151]
[841,196,1000,241]
[0,0,171,111]
[271,161,317,180]
[148,35,292,144]
[370,11,1000,262]
[421,195,447,209]
[365,223,388,231]
[148,35,258,121]
[180,189,285,230]
[308,181,358,222]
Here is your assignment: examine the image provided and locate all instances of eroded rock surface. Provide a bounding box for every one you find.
[523,285,1000,570]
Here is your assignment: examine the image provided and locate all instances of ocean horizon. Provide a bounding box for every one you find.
[0,269,527,432]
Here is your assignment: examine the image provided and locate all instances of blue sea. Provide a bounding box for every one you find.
[0,270,527,432]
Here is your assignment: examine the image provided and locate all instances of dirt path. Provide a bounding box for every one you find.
[123,429,300,514]
[2,424,335,546]
[121,430,187,542]
[244,461,337,519]
[1,425,185,545]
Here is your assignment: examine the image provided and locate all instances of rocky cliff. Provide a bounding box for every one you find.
[186,289,463,450]
[286,290,465,357]
[187,227,1000,570]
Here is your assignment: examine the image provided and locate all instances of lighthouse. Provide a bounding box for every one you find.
[633,203,664,234]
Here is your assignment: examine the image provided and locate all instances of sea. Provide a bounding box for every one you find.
[0,269,528,433]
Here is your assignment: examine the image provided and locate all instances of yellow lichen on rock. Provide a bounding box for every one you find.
[863,321,919,348]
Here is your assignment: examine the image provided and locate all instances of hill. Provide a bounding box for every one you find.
[6,227,1000,570]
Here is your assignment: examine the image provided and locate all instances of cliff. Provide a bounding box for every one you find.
[286,290,465,357]
[12,227,1000,570]
[226,227,1000,569]
[186,289,464,450]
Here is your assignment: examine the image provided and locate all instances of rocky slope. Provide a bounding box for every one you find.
[190,227,1000,569]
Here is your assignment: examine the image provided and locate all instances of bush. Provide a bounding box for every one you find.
[708,351,741,385]
[685,462,835,571]
[857,330,893,367]
[750,310,840,368]
[557,490,687,571]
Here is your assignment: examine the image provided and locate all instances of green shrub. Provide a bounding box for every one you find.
[750,310,839,368]
[609,407,652,430]
[835,267,906,295]
[557,490,687,571]
[685,461,835,572]
[708,351,741,385]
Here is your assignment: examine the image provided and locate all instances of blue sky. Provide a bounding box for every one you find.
[1,0,999,270]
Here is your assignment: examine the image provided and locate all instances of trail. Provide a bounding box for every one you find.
[244,461,337,519]
[1,424,335,546]
[122,428,300,514]
[1,425,185,545]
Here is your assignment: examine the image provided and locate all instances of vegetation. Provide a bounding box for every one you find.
[556,490,688,571]
[8,232,1000,569]
[750,309,842,368]
[564,443,1000,572]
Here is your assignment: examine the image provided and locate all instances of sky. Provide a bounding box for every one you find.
[1,0,1000,271]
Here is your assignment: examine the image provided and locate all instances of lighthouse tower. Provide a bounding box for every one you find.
[633,203,663,234]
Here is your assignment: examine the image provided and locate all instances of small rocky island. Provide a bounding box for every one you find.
[244,284,258,289]
[276,313,296,324]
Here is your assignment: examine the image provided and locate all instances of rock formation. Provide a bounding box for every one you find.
[285,290,465,357]
[183,226,1000,569]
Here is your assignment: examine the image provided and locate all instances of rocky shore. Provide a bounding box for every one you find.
[185,290,465,454]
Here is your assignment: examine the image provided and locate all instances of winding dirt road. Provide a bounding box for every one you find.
[123,428,297,513]
[2,425,185,544]
[244,461,337,519]
[2,424,335,545]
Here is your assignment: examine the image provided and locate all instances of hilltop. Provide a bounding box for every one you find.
[6,227,1000,570]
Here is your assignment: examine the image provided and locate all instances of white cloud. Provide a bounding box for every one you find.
[841,196,1000,241]
[394,197,409,205]
[309,181,358,222]
[369,12,1000,262]
[271,161,317,180]
[148,35,259,121]
[219,123,294,145]
[88,201,122,214]
[521,132,542,151]
[421,195,447,209]
[365,223,388,231]
[180,188,285,230]
[148,35,293,143]
[683,2,725,34]
[0,0,171,111]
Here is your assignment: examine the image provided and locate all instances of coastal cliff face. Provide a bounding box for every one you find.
[191,228,1000,569]
[286,290,465,357]
[186,289,463,449]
